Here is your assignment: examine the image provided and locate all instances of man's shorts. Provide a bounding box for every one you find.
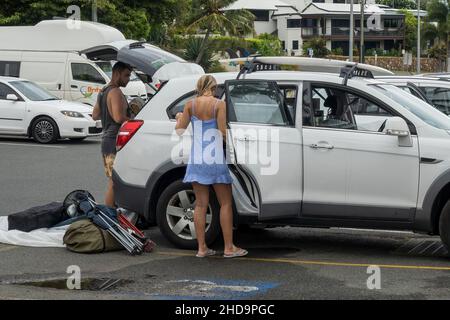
[102,154,116,178]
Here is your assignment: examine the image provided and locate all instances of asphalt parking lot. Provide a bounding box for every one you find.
[1,135,450,300]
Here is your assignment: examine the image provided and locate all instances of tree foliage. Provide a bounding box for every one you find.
[0,0,191,40]
[376,0,417,9]
[187,0,255,63]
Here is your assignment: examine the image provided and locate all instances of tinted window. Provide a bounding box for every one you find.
[307,86,393,132]
[0,61,20,77]
[421,87,450,115]
[0,83,18,100]
[280,85,297,123]
[227,81,290,126]
[71,63,106,84]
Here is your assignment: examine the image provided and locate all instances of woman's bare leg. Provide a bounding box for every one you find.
[192,182,211,255]
[213,183,244,255]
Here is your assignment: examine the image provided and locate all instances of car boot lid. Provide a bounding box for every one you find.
[81,41,204,81]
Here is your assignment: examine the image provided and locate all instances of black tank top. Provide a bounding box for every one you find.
[98,85,123,155]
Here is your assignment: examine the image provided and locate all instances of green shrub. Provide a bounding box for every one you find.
[183,37,214,71]
[331,47,344,56]
[302,37,330,57]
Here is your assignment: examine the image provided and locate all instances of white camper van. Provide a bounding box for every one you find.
[0,20,147,106]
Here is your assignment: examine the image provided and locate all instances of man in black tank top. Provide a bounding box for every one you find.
[92,62,132,207]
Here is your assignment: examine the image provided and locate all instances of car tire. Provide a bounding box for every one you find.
[31,116,59,144]
[156,180,221,249]
[439,200,450,255]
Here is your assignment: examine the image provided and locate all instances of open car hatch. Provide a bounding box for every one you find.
[81,40,204,81]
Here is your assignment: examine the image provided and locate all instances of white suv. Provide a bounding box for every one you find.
[111,62,450,253]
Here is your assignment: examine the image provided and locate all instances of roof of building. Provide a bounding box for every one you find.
[272,5,302,18]
[222,0,292,11]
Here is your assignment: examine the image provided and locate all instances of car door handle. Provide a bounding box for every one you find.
[71,85,78,89]
[310,143,334,150]
[236,135,256,142]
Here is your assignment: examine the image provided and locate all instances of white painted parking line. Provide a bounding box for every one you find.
[0,142,66,149]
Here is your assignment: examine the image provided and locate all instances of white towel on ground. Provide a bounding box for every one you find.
[0,224,68,248]
[0,217,8,231]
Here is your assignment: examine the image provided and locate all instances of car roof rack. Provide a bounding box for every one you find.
[339,65,374,86]
[236,56,281,79]
[231,56,391,82]
[129,41,146,49]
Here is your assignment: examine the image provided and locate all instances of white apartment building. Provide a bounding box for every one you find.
[224,0,405,56]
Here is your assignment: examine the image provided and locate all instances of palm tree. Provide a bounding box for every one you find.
[187,0,255,64]
[425,0,450,68]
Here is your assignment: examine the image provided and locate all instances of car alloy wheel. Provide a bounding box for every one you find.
[166,190,213,241]
[33,118,58,144]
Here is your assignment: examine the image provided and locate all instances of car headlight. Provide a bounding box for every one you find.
[61,111,84,118]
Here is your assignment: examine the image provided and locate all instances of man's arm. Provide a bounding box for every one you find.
[108,88,130,124]
[92,101,101,121]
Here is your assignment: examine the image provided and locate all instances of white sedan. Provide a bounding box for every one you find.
[0,77,102,143]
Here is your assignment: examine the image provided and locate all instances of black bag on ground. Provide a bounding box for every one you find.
[8,202,68,232]
[63,219,124,253]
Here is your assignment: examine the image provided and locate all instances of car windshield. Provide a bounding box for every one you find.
[371,84,450,130]
[95,61,140,81]
[10,81,59,101]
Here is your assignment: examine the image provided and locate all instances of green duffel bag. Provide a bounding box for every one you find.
[63,219,124,253]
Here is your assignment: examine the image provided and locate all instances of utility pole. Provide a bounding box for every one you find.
[92,0,98,22]
[417,0,421,73]
[360,0,365,63]
[350,0,354,61]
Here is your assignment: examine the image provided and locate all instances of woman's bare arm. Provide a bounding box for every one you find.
[175,101,191,135]
[216,101,227,140]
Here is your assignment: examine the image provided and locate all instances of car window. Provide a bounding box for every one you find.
[167,86,225,119]
[71,63,106,84]
[306,85,394,132]
[0,61,20,77]
[10,81,59,101]
[95,61,139,81]
[0,83,19,100]
[279,85,297,124]
[0,83,18,100]
[227,81,291,126]
[420,86,450,115]
[372,84,450,130]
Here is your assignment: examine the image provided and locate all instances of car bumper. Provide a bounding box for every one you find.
[58,116,102,138]
[112,169,148,217]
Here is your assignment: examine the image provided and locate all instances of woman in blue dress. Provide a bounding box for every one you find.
[175,75,248,259]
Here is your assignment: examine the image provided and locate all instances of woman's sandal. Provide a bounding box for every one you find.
[223,248,248,258]
[196,248,216,258]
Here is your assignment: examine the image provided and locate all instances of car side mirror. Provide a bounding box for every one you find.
[383,116,412,147]
[6,94,19,101]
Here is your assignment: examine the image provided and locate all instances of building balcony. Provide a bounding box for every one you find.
[301,27,405,40]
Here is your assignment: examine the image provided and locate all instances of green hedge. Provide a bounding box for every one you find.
[171,34,283,57]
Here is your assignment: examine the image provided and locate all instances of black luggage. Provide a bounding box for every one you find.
[8,202,68,232]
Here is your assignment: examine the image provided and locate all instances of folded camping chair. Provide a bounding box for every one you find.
[62,190,154,255]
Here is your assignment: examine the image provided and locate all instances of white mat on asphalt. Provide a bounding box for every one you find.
[0,217,67,247]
